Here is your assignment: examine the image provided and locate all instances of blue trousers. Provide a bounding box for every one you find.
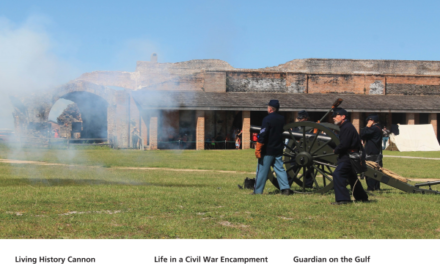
[254,155,290,194]
[333,161,369,202]
[382,137,389,150]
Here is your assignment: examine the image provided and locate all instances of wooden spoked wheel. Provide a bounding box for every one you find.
[268,121,340,194]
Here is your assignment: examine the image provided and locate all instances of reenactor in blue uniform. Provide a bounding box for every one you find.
[332,108,369,205]
[254,100,291,195]
[296,110,309,122]
[360,114,383,191]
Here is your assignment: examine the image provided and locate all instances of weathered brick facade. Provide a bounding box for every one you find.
[14,57,440,149]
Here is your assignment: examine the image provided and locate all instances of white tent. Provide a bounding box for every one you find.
[390,124,440,152]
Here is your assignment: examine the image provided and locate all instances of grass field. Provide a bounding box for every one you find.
[0,144,439,239]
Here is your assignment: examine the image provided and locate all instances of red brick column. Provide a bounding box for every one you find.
[149,117,158,150]
[242,111,251,149]
[351,112,360,133]
[414,113,420,124]
[406,113,415,125]
[141,116,148,149]
[429,113,437,138]
[196,110,205,150]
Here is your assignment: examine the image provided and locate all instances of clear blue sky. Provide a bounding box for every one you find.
[1,0,440,128]
[1,0,440,73]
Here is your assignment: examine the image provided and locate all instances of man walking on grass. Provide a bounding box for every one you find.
[253,100,291,195]
[331,108,369,205]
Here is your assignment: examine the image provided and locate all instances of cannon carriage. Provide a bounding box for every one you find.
[252,121,440,195]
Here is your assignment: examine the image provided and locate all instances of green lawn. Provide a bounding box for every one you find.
[383,150,440,158]
[0,144,439,239]
[1,145,439,179]
[0,144,256,172]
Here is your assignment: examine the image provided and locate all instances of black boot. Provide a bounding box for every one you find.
[281,189,292,196]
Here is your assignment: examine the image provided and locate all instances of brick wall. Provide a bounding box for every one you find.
[308,75,365,94]
[286,74,307,93]
[386,76,440,95]
[226,72,390,95]
[75,58,440,96]
[114,91,130,148]
[365,76,386,95]
[78,71,136,90]
[269,59,440,75]
[226,72,287,93]
[204,72,226,92]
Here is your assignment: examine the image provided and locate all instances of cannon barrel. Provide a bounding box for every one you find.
[250,125,333,141]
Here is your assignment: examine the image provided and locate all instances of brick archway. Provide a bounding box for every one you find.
[47,81,115,140]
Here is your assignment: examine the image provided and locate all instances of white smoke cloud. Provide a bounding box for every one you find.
[0,15,80,130]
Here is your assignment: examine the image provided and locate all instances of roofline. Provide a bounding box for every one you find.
[204,70,440,78]
[139,106,440,113]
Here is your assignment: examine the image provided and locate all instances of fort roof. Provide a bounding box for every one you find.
[132,91,440,113]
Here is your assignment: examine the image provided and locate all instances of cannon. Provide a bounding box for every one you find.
[251,121,440,195]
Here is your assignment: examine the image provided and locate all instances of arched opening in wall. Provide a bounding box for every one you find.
[48,98,79,138]
[48,92,108,140]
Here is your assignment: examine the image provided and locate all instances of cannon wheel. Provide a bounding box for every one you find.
[268,121,341,194]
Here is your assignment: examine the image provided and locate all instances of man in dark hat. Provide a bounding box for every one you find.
[360,114,383,191]
[332,108,369,205]
[254,100,291,195]
[297,110,309,122]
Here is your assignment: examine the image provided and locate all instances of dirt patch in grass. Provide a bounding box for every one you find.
[218,221,249,228]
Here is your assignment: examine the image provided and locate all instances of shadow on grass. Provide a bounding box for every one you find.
[0,178,208,188]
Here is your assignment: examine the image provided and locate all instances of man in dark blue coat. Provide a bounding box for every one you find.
[253,100,291,195]
[360,114,383,191]
[332,108,369,205]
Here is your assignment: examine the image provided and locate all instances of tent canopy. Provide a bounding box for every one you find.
[391,124,440,152]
